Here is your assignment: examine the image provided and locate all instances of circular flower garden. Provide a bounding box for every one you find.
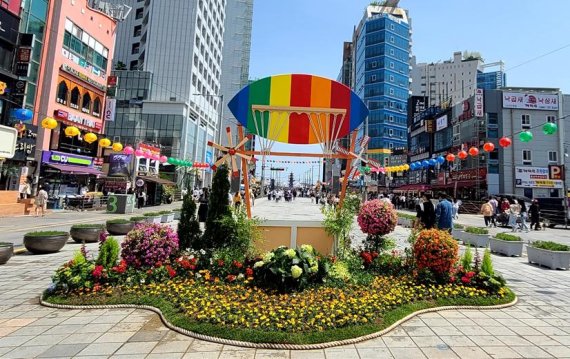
[43,167,514,345]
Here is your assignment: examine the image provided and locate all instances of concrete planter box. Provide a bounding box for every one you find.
[173,211,181,220]
[454,231,489,247]
[527,246,570,270]
[106,222,135,235]
[0,242,13,264]
[489,238,524,257]
[397,217,413,228]
[70,227,105,243]
[24,233,69,254]
[161,214,174,223]
[145,216,162,224]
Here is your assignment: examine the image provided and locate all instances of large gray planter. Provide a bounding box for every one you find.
[397,217,413,228]
[454,231,489,247]
[161,213,174,223]
[527,246,570,270]
[173,211,181,220]
[70,227,105,243]
[106,222,135,235]
[0,243,13,264]
[24,233,69,254]
[489,238,524,257]
[145,216,161,224]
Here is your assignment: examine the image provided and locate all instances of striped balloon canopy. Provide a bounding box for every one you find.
[227,74,369,144]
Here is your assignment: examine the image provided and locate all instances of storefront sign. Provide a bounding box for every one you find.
[450,168,487,182]
[60,64,106,91]
[17,47,31,63]
[104,98,116,122]
[61,49,106,80]
[457,98,474,122]
[12,123,37,161]
[138,143,161,156]
[435,114,448,131]
[42,150,93,167]
[425,119,435,133]
[475,89,484,117]
[107,76,118,87]
[108,154,131,176]
[515,166,563,188]
[503,92,559,111]
[0,7,19,44]
[55,109,102,131]
[549,165,565,180]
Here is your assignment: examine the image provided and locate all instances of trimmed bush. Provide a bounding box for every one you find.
[178,190,202,250]
[465,227,489,235]
[158,210,173,215]
[143,212,160,217]
[106,219,131,225]
[531,241,570,252]
[494,233,522,242]
[121,223,179,268]
[96,237,120,269]
[413,229,459,279]
[25,231,68,236]
[203,165,232,249]
[130,216,146,222]
[70,224,105,230]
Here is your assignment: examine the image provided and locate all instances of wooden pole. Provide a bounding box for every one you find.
[339,130,358,209]
[238,125,252,219]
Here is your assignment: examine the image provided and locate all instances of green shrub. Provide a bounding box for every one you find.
[130,216,146,222]
[96,237,120,269]
[532,241,570,251]
[323,205,354,260]
[461,245,473,271]
[481,249,494,276]
[494,233,521,242]
[70,224,105,230]
[106,219,131,225]
[465,227,488,235]
[343,194,361,214]
[143,212,159,217]
[397,212,416,220]
[232,209,262,257]
[158,211,172,215]
[454,223,465,229]
[25,231,68,237]
[203,165,232,249]
[178,190,202,251]
[172,208,182,212]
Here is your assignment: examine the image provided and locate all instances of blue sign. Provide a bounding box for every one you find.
[205,150,213,173]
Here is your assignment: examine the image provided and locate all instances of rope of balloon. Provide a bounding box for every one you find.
[40,116,209,169]
[359,122,558,175]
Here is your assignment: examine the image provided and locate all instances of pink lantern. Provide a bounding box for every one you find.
[123,146,134,155]
[143,151,151,159]
[152,154,160,161]
[134,149,144,157]
[379,167,386,174]
[159,155,168,163]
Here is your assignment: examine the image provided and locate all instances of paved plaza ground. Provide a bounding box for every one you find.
[1,198,570,358]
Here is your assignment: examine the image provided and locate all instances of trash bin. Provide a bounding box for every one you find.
[107,194,135,214]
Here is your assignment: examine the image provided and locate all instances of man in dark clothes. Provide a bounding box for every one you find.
[529,199,541,230]
[416,193,435,229]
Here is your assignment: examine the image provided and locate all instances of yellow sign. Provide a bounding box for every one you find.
[0,81,6,95]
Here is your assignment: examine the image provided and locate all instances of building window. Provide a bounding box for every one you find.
[390,36,394,43]
[389,115,394,122]
[129,60,138,70]
[390,62,394,69]
[133,25,142,37]
[81,92,91,114]
[389,88,394,95]
[70,87,80,110]
[93,97,101,117]
[521,114,531,129]
[371,75,376,82]
[548,151,558,163]
[135,8,144,19]
[522,150,532,165]
[388,142,394,149]
[487,128,498,138]
[389,49,394,55]
[547,115,556,123]
[131,43,140,54]
[371,61,377,68]
[389,75,394,82]
[388,129,393,137]
[488,112,498,125]
[56,81,68,105]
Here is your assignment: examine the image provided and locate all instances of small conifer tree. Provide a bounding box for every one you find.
[461,245,473,271]
[203,165,233,248]
[481,248,494,276]
[177,189,202,250]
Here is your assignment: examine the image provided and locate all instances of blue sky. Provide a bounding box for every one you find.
[247,0,570,183]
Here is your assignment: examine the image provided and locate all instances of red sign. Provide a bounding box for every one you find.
[17,48,31,63]
[549,165,565,180]
[193,162,210,169]
[437,172,446,185]
[450,168,487,182]
[138,143,160,156]
[54,109,102,131]
[107,76,118,87]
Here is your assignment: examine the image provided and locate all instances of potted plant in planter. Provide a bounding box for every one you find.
[70,224,106,243]
[397,212,415,228]
[455,226,489,247]
[528,241,570,270]
[106,219,135,235]
[489,232,524,257]
[23,231,69,254]
[159,210,174,223]
[451,223,465,239]
[0,242,14,264]
[130,216,146,225]
[143,212,161,224]
[173,208,182,220]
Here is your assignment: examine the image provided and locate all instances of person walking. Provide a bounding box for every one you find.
[198,188,209,223]
[452,198,461,220]
[529,199,541,230]
[519,200,530,232]
[34,186,48,217]
[488,196,498,227]
[137,189,146,209]
[480,200,494,227]
[509,199,522,232]
[435,193,454,232]
[233,191,242,210]
[416,194,435,229]
[500,198,511,226]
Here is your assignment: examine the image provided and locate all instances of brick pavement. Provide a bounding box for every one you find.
[0,198,570,358]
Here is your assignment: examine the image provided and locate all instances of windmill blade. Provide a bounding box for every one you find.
[231,155,238,175]
[207,141,228,153]
[234,136,250,150]
[213,154,229,169]
[226,127,233,147]
[235,152,252,161]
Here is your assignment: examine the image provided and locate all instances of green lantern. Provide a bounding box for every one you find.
[167,157,175,164]
[543,122,558,135]
[519,131,533,143]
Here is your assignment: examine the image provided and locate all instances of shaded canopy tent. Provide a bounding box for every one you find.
[208,74,369,218]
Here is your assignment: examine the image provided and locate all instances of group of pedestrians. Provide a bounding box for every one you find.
[480,196,541,232]
[415,193,455,232]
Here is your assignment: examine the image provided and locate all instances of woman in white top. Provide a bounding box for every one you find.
[509,200,522,232]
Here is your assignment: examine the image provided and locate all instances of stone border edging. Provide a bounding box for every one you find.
[39,294,518,350]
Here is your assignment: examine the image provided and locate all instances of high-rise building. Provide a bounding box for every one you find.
[352,2,411,165]
[106,0,226,186]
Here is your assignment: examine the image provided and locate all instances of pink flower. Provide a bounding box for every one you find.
[92,265,104,279]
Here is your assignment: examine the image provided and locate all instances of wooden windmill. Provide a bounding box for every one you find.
[207,127,253,176]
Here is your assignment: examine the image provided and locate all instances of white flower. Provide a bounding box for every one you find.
[310,264,319,273]
[195,273,202,279]
[209,258,213,265]
[284,248,296,259]
[140,279,145,284]
[263,252,274,263]
[254,261,264,269]
[200,249,206,255]
[189,254,195,260]
[291,265,303,279]
[301,244,313,253]
[237,273,245,280]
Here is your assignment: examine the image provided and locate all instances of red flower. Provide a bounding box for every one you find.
[112,259,128,274]
[449,276,456,283]
[166,265,176,278]
[360,251,373,265]
[226,274,236,282]
[155,261,163,268]
[245,267,254,278]
[466,271,475,278]
[372,251,379,259]
[217,259,225,267]
[461,276,470,283]
[232,260,243,269]
[92,265,104,279]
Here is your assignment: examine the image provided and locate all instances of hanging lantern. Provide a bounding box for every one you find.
[84,132,97,144]
[436,156,445,164]
[112,142,123,152]
[41,117,58,130]
[64,126,80,137]
[446,153,456,162]
[135,149,144,157]
[415,161,422,169]
[159,155,168,163]
[403,164,410,171]
[123,146,134,155]
[428,159,437,166]
[483,142,495,152]
[469,147,479,157]
[519,131,533,143]
[410,163,416,171]
[152,154,160,161]
[421,160,430,168]
[543,122,558,135]
[14,108,33,122]
[499,137,512,148]
[167,157,175,164]
[143,151,151,159]
[99,138,111,148]
[458,150,468,160]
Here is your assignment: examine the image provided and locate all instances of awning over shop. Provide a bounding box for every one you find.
[138,176,176,185]
[46,163,104,176]
[432,181,486,190]
[393,184,431,192]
